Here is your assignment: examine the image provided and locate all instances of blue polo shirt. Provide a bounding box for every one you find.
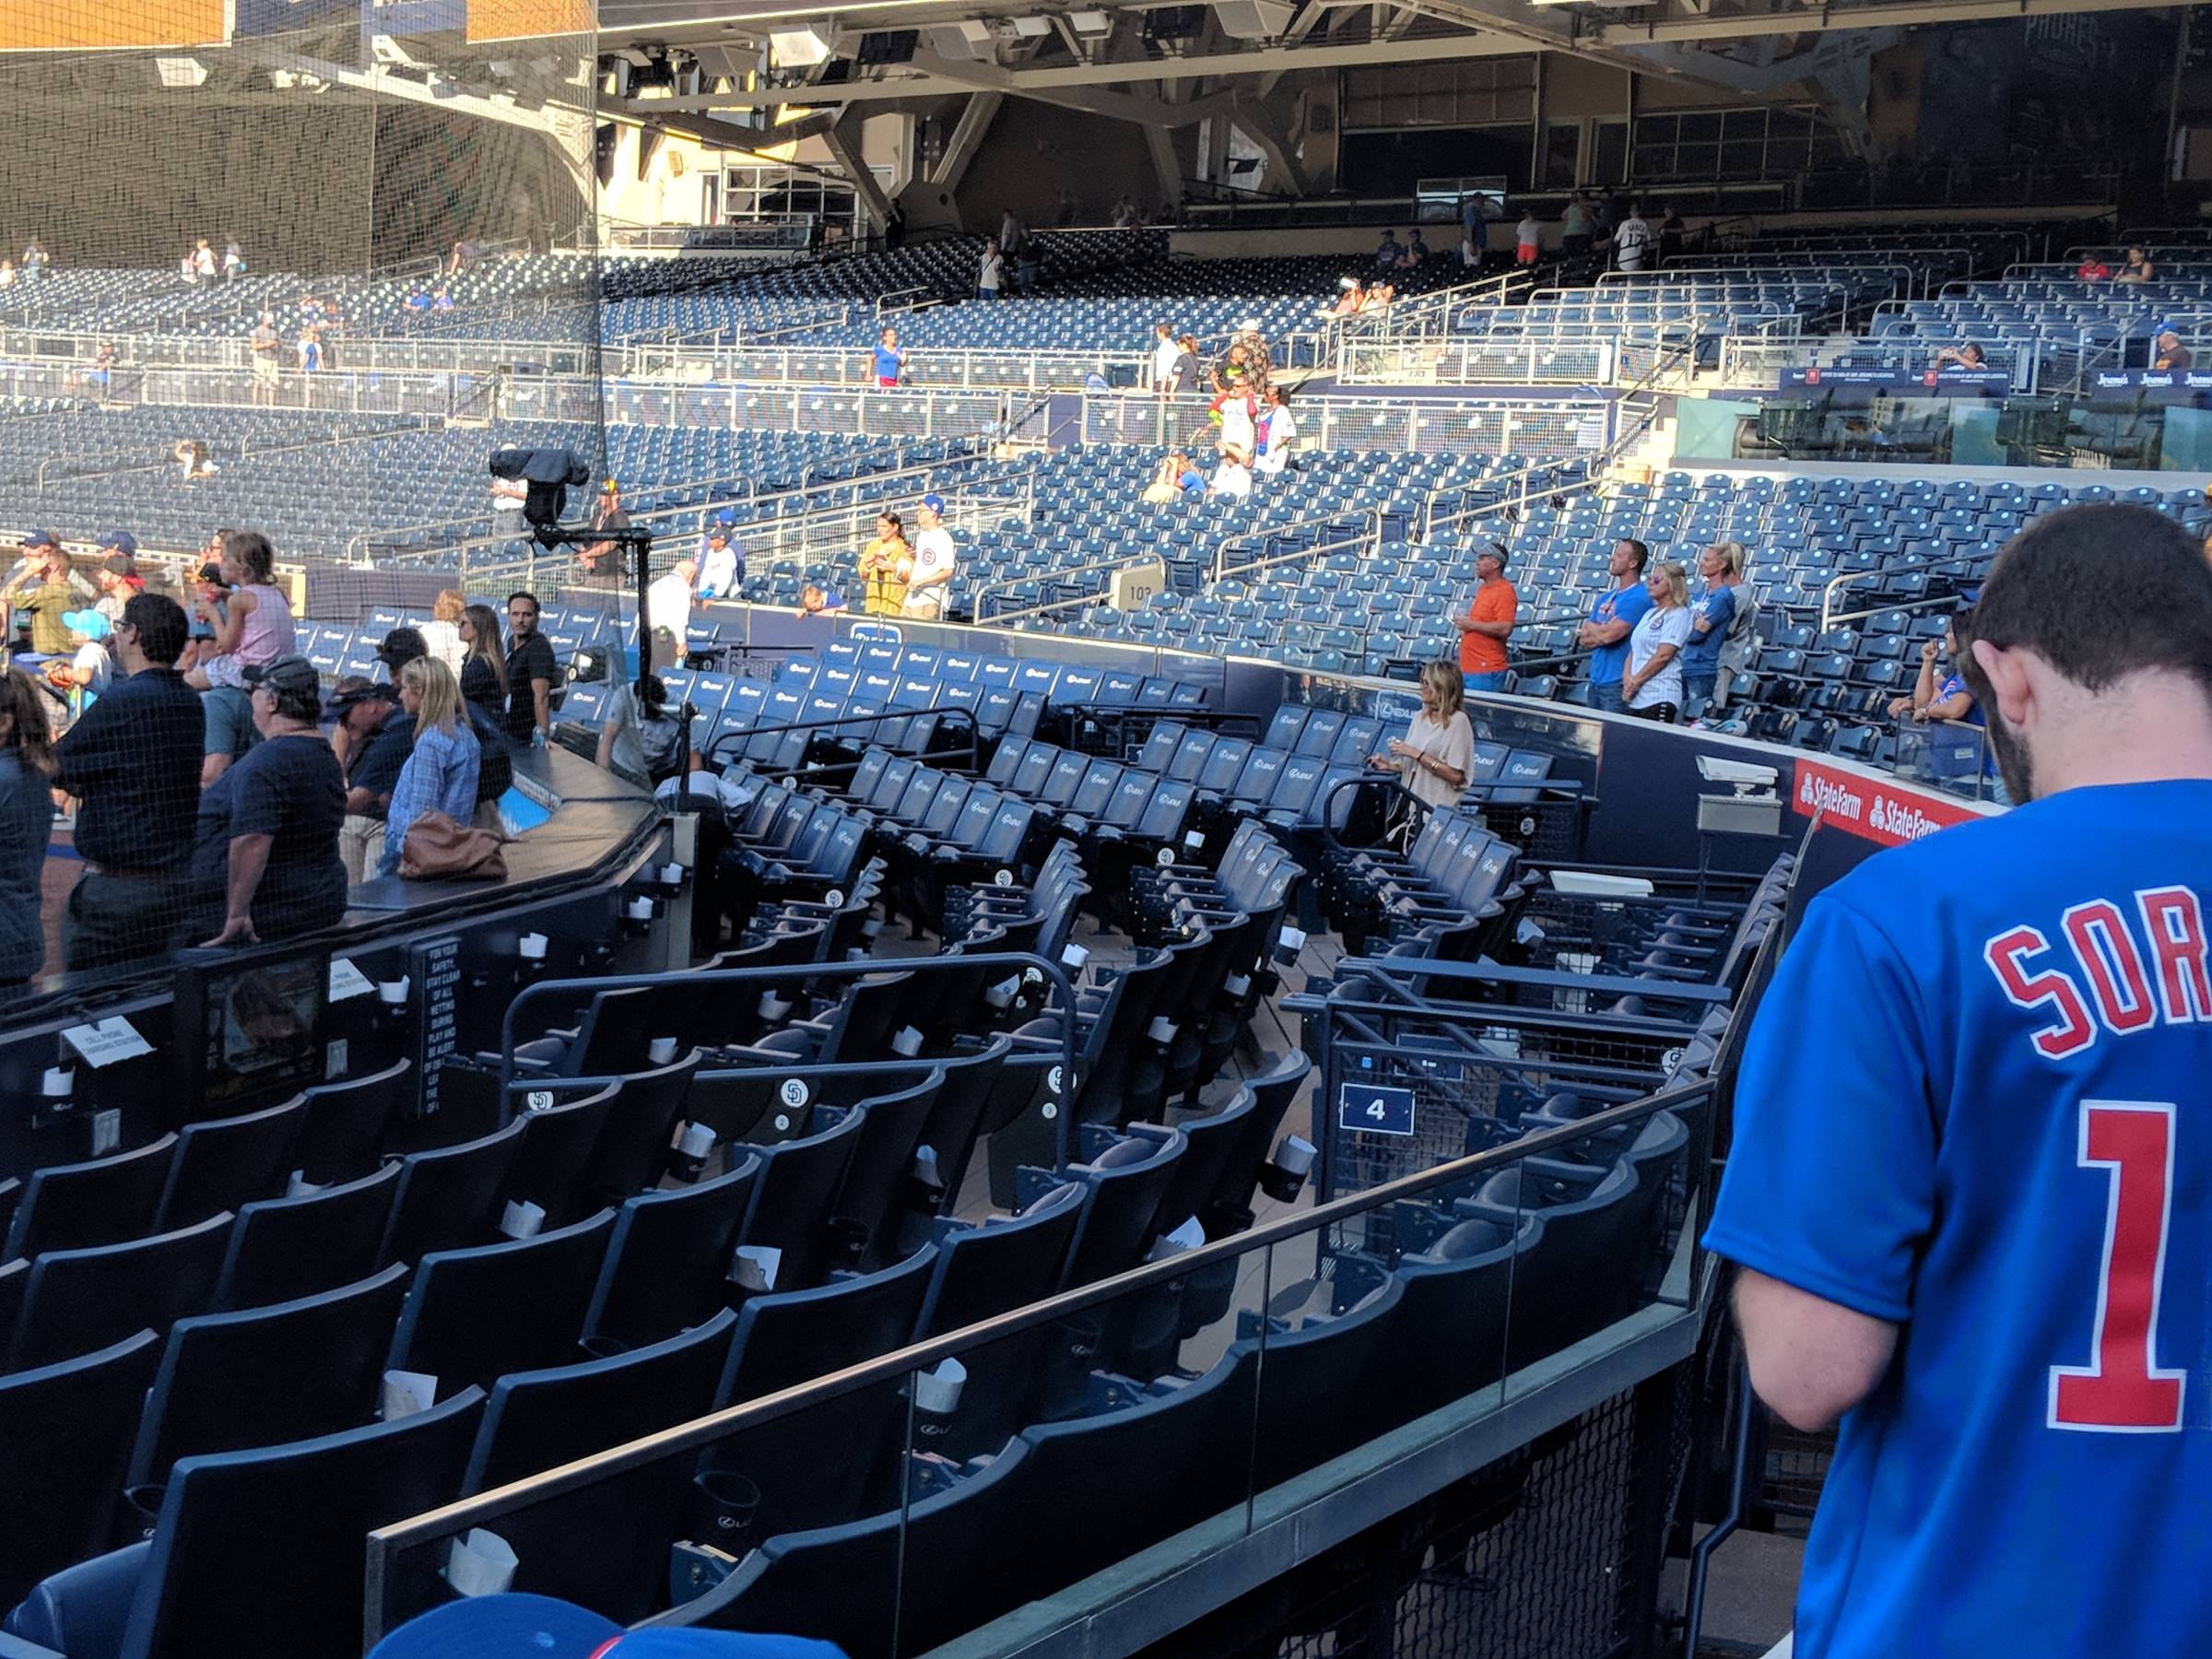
[1585,581,1653,688]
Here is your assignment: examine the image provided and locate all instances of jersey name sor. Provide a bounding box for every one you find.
[1984,888,2212,1058]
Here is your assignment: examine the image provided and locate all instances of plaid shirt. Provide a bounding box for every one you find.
[378,720,480,877]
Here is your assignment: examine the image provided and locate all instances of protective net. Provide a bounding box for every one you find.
[0,0,611,980]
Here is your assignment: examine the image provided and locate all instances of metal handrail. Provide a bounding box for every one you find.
[361,1065,1716,1643]
[1211,507,1382,585]
[972,546,1177,628]
[1819,578,1963,635]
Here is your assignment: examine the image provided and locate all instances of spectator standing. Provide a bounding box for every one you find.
[1614,202,1653,274]
[1515,210,1542,265]
[870,325,907,388]
[1217,384,1259,460]
[20,240,47,281]
[1596,192,1623,238]
[457,603,507,724]
[978,241,1004,301]
[5,535,96,657]
[502,592,559,747]
[298,325,323,374]
[1374,229,1404,269]
[1659,204,1686,265]
[422,589,467,675]
[377,658,481,878]
[1369,659,1475,810]
[577,481,630,587]
[646,557,698,670]
[1681,540,1747,712]
[1621,559,1692,722]
[695,523,742,601]
[903,496,958,621]
[1150,323,1180,392]
[1578,537,1654,712]
[1455,543,1518,694]
[490,469,530,551]
[92,535,142,626]
[1561,195,1594,258]
[860,512,912,617]
[1253,386,1299,477]
[184,529,295,692]
[1460,194,1488,262]
[53,594,202,969]
[0,668,55,984]
[190,239,217,281]
[194,655,347,943]
[1168,334,1202,394]
[1700,506,2212,1659]
[222,241,243,280]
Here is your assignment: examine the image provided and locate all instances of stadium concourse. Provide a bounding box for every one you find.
[3,0,2210,1653]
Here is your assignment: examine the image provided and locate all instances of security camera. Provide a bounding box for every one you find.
[1696,756,1779,794]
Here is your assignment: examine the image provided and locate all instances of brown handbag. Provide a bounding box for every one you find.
[397,811,509,880]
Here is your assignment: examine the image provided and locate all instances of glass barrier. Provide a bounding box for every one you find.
[365,1077,1718,1653]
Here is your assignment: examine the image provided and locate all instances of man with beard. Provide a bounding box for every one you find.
[1705,501,2212,1659]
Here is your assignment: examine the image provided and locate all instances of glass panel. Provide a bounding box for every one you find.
[888,1241,1272,1653]
[1677,110,1725,143]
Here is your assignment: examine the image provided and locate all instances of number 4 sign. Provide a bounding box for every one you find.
[1337,1084,1417,1138]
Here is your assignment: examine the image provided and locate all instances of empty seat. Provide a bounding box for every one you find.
[504,1082,620,1228]
[123,1265,414,1506]
[292,1059,412,1186]
[385,1210,617,1398]
[211,1161,402,1312]
[152,1101,303,1231]
[9,1211,234,1371]
[582,1155,763,1354]
[5,1134,179,1261]
[375,1118,529,1267]
[0,1330,163,1608]
[5,1387,486,1659]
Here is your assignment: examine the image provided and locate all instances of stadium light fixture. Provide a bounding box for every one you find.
[769,27,834,68]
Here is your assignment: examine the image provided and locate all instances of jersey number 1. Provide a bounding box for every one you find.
[2049,1100,2185,1433]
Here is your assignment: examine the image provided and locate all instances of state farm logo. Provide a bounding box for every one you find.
[1796,769,1865,823]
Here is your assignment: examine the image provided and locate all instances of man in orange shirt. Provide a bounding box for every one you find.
[1456,542,1517,693]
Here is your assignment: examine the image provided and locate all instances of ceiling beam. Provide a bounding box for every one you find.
[1587,0,2177,45]
[820,112,892,229]
[929,89,1004,192]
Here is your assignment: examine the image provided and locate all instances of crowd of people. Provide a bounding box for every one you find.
[0,526,589,984]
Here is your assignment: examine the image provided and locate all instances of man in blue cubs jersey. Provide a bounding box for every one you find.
[1706,502,2212,1659]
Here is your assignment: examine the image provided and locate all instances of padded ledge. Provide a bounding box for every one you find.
[1548,869,1657,899]
[922,1253,1710,1659]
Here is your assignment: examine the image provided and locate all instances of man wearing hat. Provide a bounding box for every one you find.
[194,653,347,946]
[3,533,94,656]
[579,479,631,587]
[52,593,204,968]
[695,514,742,602]
[329,628,429,880]
[902,494,958,622]
[1455,541,1518,694]
[93,532,142,626]
[2154,326,2194,371]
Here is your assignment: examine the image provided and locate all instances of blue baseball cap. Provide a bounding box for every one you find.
[19,529,57,549]
[920,493,946,514]
[367,1594,851,1659]
[712,509,736,526]
[61,609,109,640]
[98,530,137,555]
